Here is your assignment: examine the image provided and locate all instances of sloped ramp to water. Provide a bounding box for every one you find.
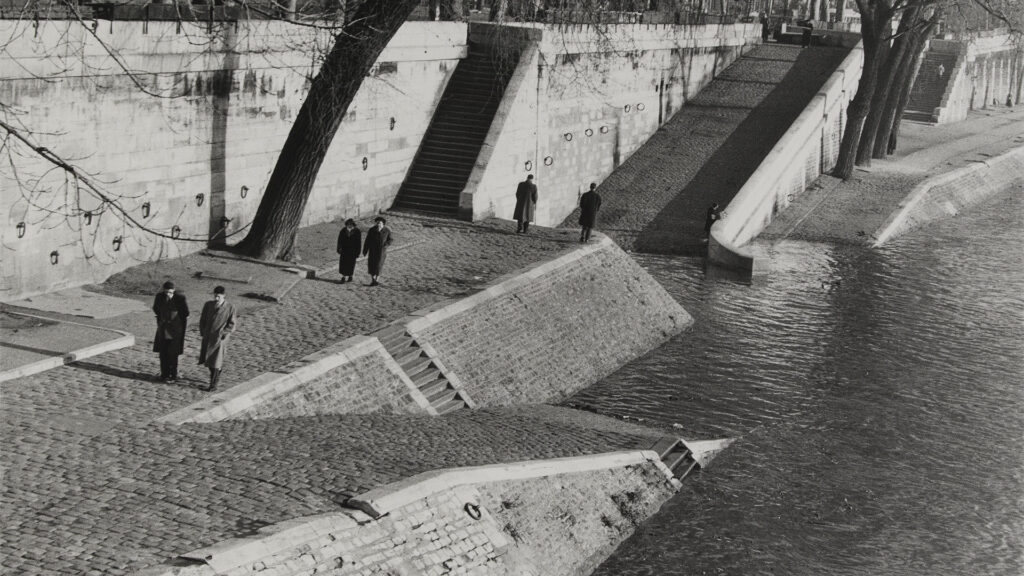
[562,44,850,256]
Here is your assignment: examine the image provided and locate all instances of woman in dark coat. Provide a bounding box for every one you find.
[336,218,361,284]
[362,216,393,286]
[152,281,189,381]
[578,182,602,243]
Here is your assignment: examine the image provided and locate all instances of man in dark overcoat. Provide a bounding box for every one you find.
[199,285,236,391]
[578,182,603,243]
[513,174,538,233]
[362,216,393,286]
[336,218,361,284]
[153,281,189,382]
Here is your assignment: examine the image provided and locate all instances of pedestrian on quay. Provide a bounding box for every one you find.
[363,216,392,287]
[513,174,537,233]
[336,218,361,284]
[704,202,722,240]
[801,22,813,48]
[198,285,236,392]
[152,281,189,382]
[578,182,602,243]
[761,14,771,43]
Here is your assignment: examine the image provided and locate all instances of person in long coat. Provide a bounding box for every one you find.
[578,182,603,243]
[336,218,361,284]
[362,216,393,286]
[152,281,189,381]
[199,285,236,391]
[513,174,538,233]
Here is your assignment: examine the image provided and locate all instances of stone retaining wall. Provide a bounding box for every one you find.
[158,335,433,424]
[404,236,692,407]
[709,42,863,276]
[933,31,1024,123]
[872,145,1024,246]
[137,452,678,576]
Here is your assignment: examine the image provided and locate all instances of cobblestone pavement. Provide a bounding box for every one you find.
[560,44,850,255]
[0,215,596,574]
[1,405,660,575]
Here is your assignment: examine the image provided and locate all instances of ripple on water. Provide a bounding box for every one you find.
[571,191,1024,576]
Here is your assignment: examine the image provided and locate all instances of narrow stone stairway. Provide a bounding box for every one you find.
[391,43,519,217]
[374,324,469,415]
[904,50,958,123]
[649,436,699,480]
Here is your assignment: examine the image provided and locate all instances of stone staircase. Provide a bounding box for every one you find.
[904,50,958,123]
[649,436,700,480]
[391,43,519,217]
[374,324,470,415]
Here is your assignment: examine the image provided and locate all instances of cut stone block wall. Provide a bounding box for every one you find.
[933,33,1024,124]
[462,22,761,227]
[137,452,678,576]
[0,20,466,301]
[404,236,692,407]
[159,335,432,424]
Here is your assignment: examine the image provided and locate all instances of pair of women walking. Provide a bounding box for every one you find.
[336,216,393,286]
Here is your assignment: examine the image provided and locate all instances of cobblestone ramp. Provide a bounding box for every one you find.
[0,406,658,576]
[561,44,850,255]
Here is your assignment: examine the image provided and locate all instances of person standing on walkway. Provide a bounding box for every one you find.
[704,203,722,240]
[336,218,361,284]
[761,14,771,43]
[363,216,392,286]
[578,182,603,243]
[199,286,236,392]
[801,22,813,48]
[152,281,188,382]
[513,174,537,233]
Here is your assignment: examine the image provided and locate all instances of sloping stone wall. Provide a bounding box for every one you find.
[405,236,692,406]
[933,32,1024,123]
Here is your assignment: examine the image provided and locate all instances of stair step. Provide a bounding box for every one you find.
[394,348,425,368]
[400,355,434,375]
[402,180,464,194]
[378,331,414,351]
[426,385,459,405]
[649,436,682,460]
[411,367,442,387]
[374,324,408,341]
[418,377,450,399]
[663,449,692,474]
[391,205,460,218]
[434,397,467,415]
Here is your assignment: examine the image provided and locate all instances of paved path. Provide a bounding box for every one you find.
[759,107,1024,244]
[560,44,850,255]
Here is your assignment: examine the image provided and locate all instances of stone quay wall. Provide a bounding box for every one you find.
[0,20,466,301]
[462,22,761,227]
[709,42,864,276]
[403,236,692,407]
[872,145,1024,246]
[137,452,679,576]
[933,31,1024,124]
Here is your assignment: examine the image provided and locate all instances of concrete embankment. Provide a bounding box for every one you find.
[873,146,1024,246]
[162,235,692,423]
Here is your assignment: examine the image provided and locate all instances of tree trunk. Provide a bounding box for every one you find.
[856,5,918,166]
[887,25,932,154]
[833,1,891,180]
[874,10,937,158]
[234,0,421,260]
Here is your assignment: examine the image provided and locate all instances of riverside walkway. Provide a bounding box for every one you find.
[561,43,850,254]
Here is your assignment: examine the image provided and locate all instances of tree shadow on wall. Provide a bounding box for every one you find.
[633,47,851,257]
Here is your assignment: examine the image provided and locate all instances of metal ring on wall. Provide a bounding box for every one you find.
[16,222,25,238]
[564,132,573,141]
[636,103,646,111]
[585,128,594,137]
[112,236,123,251]
[543,156,554,166]
[141,202,151,218]
[624,104,631,113]
[599,126,609,134]
[171,225,181,239]
[240,185,249,199]
[195,193,205,207]
[362,157,368,171]
[49,250,59,265]
[525,160,533,171]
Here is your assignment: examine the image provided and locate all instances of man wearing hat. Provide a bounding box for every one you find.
[152,281,189,381]
[199,285,237,391]
[513,174,538,233]
[362,216,393,286]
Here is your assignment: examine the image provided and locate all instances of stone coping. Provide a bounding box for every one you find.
[348,449,678,519]
[872,145,1024,246]
[0,311,135,383]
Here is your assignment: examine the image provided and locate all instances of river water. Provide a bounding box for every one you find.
[571,190,1024,576]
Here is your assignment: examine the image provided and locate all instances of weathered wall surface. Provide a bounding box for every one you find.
[462,23,761,227]
[873,145,1024,246]
[0,20,466,301]
[159,335,433,424]
[405,236,692,407]
[139,453,678,576]
[934,32,1024,124]
[709,43,863,276]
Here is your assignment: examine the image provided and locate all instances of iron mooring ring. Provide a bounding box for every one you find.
[141,202,151,218]
[464,502,482,520]
[16,221,26,238]
[240,185,249,199]
[171,225,182,239]
[49,250,59,265]
[195,193,205,207]
[525,160,533,171]
[112,236,123,251]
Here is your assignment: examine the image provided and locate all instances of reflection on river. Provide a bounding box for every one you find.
[570,191,1024,576]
